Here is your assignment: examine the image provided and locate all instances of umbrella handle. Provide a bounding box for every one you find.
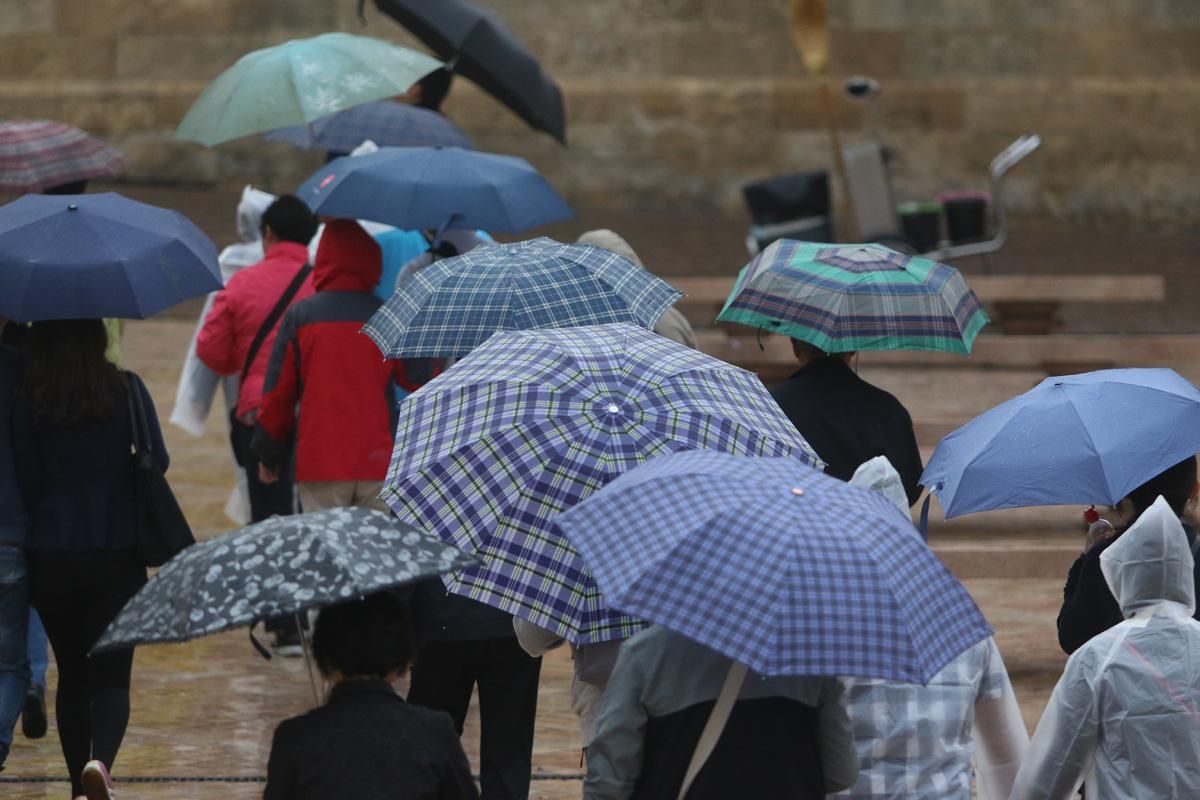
[297,613,322,707]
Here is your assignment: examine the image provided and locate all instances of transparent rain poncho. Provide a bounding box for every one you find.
[168,186,276,523]
[1012,495,1200,799]
[836,457,1028,799]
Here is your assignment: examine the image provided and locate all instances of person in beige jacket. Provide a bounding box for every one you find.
[576,229,696,349]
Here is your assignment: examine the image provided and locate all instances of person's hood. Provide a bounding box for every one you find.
[1101,495,1195,617]
[849,456,910,519]
[236,185,276,243]
[577,229,643,268]
[312,219,382,292]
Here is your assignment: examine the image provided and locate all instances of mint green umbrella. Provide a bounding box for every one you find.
[175,33,444,146]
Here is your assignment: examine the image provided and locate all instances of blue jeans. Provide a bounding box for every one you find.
[27,609,47,689]
[0,545,30,767]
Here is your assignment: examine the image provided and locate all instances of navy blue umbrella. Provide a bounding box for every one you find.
[0,192,221,321]
[265,100,472,153]
[295,145,572,233]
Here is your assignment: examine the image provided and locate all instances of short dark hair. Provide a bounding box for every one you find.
[415,68,453,111]
[1125,456,1197,519]
[312,592,413,680]
[260,195,318,245]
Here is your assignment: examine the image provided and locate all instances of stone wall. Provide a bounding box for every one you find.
[2,0,1198,224]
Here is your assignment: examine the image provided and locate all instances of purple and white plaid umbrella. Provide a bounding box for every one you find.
[265,100,472,153]
[382,323,822,645]
[558,450,992,681]
[0,120,123,193]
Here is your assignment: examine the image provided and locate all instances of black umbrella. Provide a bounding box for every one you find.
[368,0,566,143]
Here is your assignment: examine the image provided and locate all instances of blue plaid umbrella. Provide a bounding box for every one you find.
[363,237,684,358]
[265,101,472,152]
[382,323,823,645]
[558,450,991,681]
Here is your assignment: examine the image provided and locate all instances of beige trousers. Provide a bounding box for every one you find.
[297,480,388,513]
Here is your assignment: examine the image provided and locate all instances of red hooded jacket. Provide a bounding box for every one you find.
[252,221,431,482]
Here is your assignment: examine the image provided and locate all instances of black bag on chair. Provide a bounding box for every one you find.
[127,376,195,567]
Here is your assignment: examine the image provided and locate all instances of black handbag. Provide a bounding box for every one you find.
[127,375,195,567]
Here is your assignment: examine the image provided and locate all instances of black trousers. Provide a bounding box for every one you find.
[232,420,297,636]
[29,549,146,797]
[231,420,295,523]
[407,638,542,800]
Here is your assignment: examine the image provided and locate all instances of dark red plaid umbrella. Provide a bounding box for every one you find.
[0,119,124,193]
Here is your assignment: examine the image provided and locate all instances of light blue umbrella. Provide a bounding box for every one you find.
[921,368,1200,518]
[295,145,572,233]
[557,450,990,681]
[363,237,682,358]
[175,33,444,146]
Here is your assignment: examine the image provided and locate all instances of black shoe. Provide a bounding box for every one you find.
[22,684,47,739]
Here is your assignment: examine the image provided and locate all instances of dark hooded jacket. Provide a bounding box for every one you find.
[253,220,426,482]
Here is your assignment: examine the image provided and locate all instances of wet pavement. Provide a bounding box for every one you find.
[1,316,1076,798]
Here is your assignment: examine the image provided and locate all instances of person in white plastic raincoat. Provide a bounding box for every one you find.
[1011,494,1200,799]
[169,185,276,523]
[834,457,1028,799]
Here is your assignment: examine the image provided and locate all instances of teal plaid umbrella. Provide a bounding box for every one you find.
[175,33,444,146]
[363,237,682,358]
[716,240,989,354]
[382,323,822,644]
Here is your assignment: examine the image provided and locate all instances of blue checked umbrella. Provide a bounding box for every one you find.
[363,237,684,358]
[717,240,989,354]
[265,100,472,153]
[558,450,991,681]
[382,323,823,645]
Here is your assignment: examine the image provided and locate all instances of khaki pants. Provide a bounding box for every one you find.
[297,480,388,513]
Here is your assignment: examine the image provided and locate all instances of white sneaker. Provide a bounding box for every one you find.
[81,760,115,800]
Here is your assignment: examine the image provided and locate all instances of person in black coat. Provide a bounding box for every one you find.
[12,319,158,800]
[768,340,924,506]
[1057,455,1200,654]
[264,592,478,800]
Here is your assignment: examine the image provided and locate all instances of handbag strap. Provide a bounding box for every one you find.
[125,373,153,459]
[239,263,312,385]
[676,661,748,800]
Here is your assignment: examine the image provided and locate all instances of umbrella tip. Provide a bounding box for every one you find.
[791,487,806,496]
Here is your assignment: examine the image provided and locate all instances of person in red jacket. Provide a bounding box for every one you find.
[252,220,431,511]
[195,196,317,521]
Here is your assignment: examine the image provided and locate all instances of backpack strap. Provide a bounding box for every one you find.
[239,263,312,386]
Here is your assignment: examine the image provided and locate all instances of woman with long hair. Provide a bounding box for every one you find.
[12,319,166,800]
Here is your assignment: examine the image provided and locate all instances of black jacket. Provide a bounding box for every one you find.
[1057,524,1200,654]
[13,371,168,551]
[769,358,923,505]
[264,678,478,800]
